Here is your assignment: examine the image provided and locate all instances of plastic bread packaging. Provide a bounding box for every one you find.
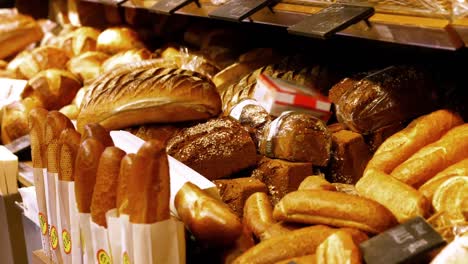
[431,229,468,264]
[56,128,82,264]
[28,108,51,259]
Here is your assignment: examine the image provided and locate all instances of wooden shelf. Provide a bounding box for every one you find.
[452,18,468,47]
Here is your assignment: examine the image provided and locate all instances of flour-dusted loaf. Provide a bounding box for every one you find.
[77,61,221,132]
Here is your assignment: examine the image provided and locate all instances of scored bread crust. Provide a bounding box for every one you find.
[77,62,221,132]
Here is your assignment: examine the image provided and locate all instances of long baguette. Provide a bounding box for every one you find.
[29,108,48,168]
[116,153,136,215]
[74,138,106,213]
[366,110,463,174]
[90,146,125,227]
[273,190,397,234]
[391,124,468,187]
[356,169,430,223]
[45,111,74,173]
[128,140,170,224]
[243,192,275,238]
[58,128,81,181]
[80,123,114,147]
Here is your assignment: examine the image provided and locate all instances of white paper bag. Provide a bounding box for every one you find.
[44,171,62,263]
[33,168,51,259]
[120,214,133,264]
[131,218,185,264]
[79,213,94,264]
[91,221,113,264]
[57,180,82,264]
[106,209,121,264]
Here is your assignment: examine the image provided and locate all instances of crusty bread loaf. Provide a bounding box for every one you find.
[29,107,49,168]
[315,230,362,264]
[97,27,145,54]
[366,109,463,174]
[18,46,70,79]
[67,51,109,84]
[101,48,152,73]
[126,124,180,143]
[116,154,135,215]
[274,255,316,264]
[175,182,242,245]
[233,225,335,264]
[432,176,468,227]
[77,63,221,132]
[298,176,336,191]
[391,124,468,187]
[1,98,42,144]
[59,104,80,120]
[44,111,75,173]
[91,147,125,227]
[74,138,106,213]
[80,123,114,147]
[128,140,170,224]
[419,158,468,201]
[273,190,397,234]
[60,27,100,57]
[356,168,430,223]
[58,128,81,181]
[243,192,275,239]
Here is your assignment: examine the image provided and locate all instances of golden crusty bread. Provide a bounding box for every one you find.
[274,255,316,264]
[74,138,106,213]
[100,48,152,73]
[80,123,114,147]
[315,230,362,264]
[60,27,100,57]
[419,158,468,201]
[243,192,275,239]
[58,128,81,181]
[366,109,463,174]
[44,111,75,174]
[298,176,337,191]
[67,51,109,84]
[29,107,49,168]
[18,46,70,79]
[432,176,468,227]
[175,182,242,245]
[116,153,136,216]
[59,104,80,120]
[1,98,43,144]
[391,124,468,188]
[273,190,397,234]
[97,27,145,55]
[128,140,170,224]
[356,169,431,223]
[77,63,221,132]
[90,147,126,227]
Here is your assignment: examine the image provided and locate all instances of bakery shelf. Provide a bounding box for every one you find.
[452,18,468,47]
[114,0,465,50]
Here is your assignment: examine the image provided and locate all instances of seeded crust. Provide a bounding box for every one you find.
[167,117,257,180]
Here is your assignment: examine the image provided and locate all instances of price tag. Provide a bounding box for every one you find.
[208,0,274,22]
[151,0,196,14]
[288,4,374,39]
[360,217,446,264]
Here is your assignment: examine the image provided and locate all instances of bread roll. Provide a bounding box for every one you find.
[273,190,397,234]
[91,147,126,227]
[243,192,275,239]
[391,124,468,187]
[6,50,30,79]
[175,182,242,245]
[298,176,336,191]
[356,169,430,223]
[67,51,109,84]
[128,140,170,224]
[74,138,106,213]
[100,48,152,73]
[233,225,335,264]
[274,255,316,264]
[97,27,145,54]
[77,63,221,132]
[419,158,468,201]
[367,109,463,174]
[59,104,80,120]
[29,107,49,168]
[44,111,75,173]
[58,128,81,181]
[22,69,82,110]
[1,98,42,144]
[60,27,100,57]
[315,230,362,264]
[116,154,135,215]
[80,123,113,147]
[432,176,468,227]
[18,46,70,79]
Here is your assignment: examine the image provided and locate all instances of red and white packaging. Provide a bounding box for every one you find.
[253,74,332,121]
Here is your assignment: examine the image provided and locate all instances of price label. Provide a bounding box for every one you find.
[97,249,112,264]
[288,4,374,39]
[208,0,273,22]
[62,230,72,254]
[123,252,131,264]
[151,0,195,14]
[50,226,59,250]
[39,213,48,235]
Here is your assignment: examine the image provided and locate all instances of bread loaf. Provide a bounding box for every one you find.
[22,69,82,110]
[128,140,170,224]
[432,176,468,227]
[74,138,106,213]
[175,182,242,245]
[126,124,180,143]
[366,109,463,174]
[67,51,109,84]
[356,169,430,223]
[1,98,42,144]
[91,147,125,227]
[44,111,75,174]
[274,255,316,264]
[243,192,275,239]
[97,27,145,54]
[60,27,100,57]
[273,190,397,234]
[58,128,81,181]
[80,123,114,147]
[59,104,80,120]
[298,176,336,191]
[116,154,135,215]
[391,124,468,187]
[100,48,152,73]
[29,107,49,167]
[419,158,468,201]
[77,64,221,132]
[18,46,70,79]
[315,230,362,264]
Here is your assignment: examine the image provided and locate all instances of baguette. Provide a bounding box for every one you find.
[315,230,362,264]
[391,124,468,187]
[29,108,49,168]
[128,140,170,224]
[366,109,463,174]
[419,158,468,201]
[81,123,114,147]
[243,192,275,238]
[233,225,335,264]
[74,138,106,213]
[273,190,397,234]
[298,176,336,191]
[58,128,81,181]
[175,182,242,245]
[356,169,430,223]
[116,153,136,215]
[90,147,126,227]
[45,111,74,173]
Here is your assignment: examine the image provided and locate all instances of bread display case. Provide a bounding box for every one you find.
[1,0,468,263]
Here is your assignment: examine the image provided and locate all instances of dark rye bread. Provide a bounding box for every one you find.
[77,60,221,132]
[167,117,257,180]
